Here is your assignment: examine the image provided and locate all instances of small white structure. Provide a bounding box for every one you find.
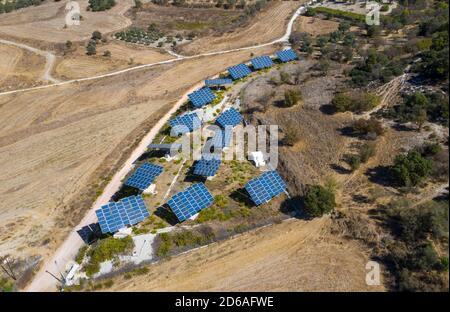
[64,263,80,286]
[249,151,266,168]
[189,213,199,221]
[113,227,132,239]
[143,183,157,195]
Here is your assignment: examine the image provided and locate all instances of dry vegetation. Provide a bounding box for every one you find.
[0,0,133,44]
[103,217,384,291]
[294,15,340,36]
[178,1,302,55]
[0,44,47,91]
[53,41,174,80]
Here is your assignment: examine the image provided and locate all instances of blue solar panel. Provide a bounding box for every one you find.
[244,171,286,206]
[216,108,243,128]
[194,158,221,177]
[167,183,214,222]
[205,78,233,86]
[276,49,298,62]
[210,126,232,150]
[169,112,201,136]
[124,163,163,191]
[228,64,252,80]
[188,87,216,108]
[96,195,150,233]
[251,55,274,70]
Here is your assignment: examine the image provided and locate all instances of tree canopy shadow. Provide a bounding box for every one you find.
[229,188,255,208]
[319,104,336,115]
[365,165,395,187]
[280,196,311,220]
[330,163,352,174]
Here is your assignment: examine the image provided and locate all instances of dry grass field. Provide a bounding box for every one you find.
[54,42,174,80]
[294,16,340,36]
[0,0,133,43]
[105,217,384,291]
[0,44,47,90]
[178,1,302,55]
[0,45,277,263]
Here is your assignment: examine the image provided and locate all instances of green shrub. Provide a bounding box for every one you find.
[303,185,336,217]
[284,90,302,107]
[75,245,88,264]
[83,237,134,277]
[332,91,380,113]
[391,151,433,187]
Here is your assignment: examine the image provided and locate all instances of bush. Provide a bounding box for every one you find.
[359,142,376,163]
[303,185,336,217]
[91,31,102,41]
[284,90,302,107]
[351,118,384,138]
[391,150,433,187]
[88,0,116,12]
[332,91,380,113]
[345,154,361,171]
[83,236,134,277]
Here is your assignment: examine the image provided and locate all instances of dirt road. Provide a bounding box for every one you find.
[0,39,59,83]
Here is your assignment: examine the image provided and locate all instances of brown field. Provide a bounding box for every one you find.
[0,0,133,44]
[0,45,278,263]
[105,217,384,291]
[294,16,340,36]
[0,44,46,90]
[128,3,242,36]
[178,1,302,55]
[54,42,173,80]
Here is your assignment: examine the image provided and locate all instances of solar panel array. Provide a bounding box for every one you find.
[276,49,299,62]
[124,163,163,191]
[228,63,252,80]
[244,171,287,206]
[194,158,221,177]
[167,183,214,222]
[188,87,216,108]
[96,195,150,234]
[205,78,233,86]
[251,55,274,70]
[210,127,232,149]
[169,112,201,135]
[216,107,243,128]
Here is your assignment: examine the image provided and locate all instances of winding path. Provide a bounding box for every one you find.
[0,39,60,84]
[24,2,310,292]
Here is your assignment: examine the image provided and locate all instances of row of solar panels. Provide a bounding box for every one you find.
[96,169,286,234]
[228,49,298,80]
[186,49,299,109]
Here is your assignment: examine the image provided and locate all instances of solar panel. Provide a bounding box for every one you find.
[205,78,233,87]
[96,195,150,234]
[167,183,214,222]
[276,49,299,62]
[216,107,243,128]
[188,87,216,108]
[210,126,232,150]
[169,112,201,136]
[251,55,274,70]
[228,64,252,80]
[244,171,286,206]
[124,163,163,191]
[193,158,221,177]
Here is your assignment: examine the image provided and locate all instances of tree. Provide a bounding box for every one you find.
[391,150,433,187]
[91,30,102,41]
[284,90,302,107]
[303,185,336,217]
[86,41,97,55]
[134,0,142,9]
